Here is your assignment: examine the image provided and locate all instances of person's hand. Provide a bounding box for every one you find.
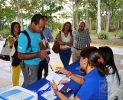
[46,55,50,63]
[56,67,68,75]
[51,80,58,92]
[38,50,47,59]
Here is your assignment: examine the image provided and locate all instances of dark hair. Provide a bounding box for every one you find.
[99,46,120,83]
[80,21,85,26]
[80,46,109,76]
[43,15,48,19]
[31,14,44,25]
[62,22,72,36]
[11,22,20,37]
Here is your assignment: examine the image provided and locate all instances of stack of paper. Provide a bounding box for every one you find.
[0,86,37,100]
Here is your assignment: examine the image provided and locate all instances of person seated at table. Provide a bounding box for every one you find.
[99,46,120,95]
[57,22,73,67]
[51,46,108,100]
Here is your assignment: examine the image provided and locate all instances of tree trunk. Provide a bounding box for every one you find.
[85,2,89,29]
[75,3,79,29]
[97,0,101,35]
[105,4,110,33]
[72,0,75,30]
[89,18,92,31]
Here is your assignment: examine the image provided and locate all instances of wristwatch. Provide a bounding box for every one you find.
[64,42,66,45]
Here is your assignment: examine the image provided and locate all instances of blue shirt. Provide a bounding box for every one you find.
[18,27,42,65]
[76,68,108,100]
[43,26,53,42]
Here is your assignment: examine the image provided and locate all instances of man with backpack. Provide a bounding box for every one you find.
[17,14,47,87]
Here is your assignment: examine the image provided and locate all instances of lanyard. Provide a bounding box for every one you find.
[45,57,54,71]
[32,81,51,95]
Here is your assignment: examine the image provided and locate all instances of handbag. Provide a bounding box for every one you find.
[52,38,60,54]
[0,39,12,61]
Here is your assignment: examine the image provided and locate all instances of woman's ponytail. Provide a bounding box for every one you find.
[97,62,109,76]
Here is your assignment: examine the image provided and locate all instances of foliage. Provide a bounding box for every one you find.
[0,0,123,34]
[0,29,10,38]
[118,30,123,39]
[98,31,110,40]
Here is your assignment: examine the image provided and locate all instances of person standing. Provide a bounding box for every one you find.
[38,31,51,80]
[58,22,73,67]
[17,14,47,87]
[43,16,53,42]
[72,22,92,63]
[8,22,21,86]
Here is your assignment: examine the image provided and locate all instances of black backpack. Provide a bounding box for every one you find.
[11,30,32,66]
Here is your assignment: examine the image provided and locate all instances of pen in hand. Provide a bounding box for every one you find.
[45,57,54,72]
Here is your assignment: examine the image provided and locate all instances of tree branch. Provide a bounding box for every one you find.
[88,0,97,10]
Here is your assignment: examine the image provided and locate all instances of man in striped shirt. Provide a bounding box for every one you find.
[72,22,92,62]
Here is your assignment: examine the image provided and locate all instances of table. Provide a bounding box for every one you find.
[26,60,85,100]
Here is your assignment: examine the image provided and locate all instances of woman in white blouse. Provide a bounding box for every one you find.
[99,46,120,96]
[57,22,73,67]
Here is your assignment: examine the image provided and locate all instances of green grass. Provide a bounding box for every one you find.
[52,29,120,38]
[90,30,119,38]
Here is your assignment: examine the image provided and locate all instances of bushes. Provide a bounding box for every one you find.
[0,29,10,38]
[118,30,123,39]
[98,31,110,40]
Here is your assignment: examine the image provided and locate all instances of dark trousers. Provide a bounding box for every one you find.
[59,48,71,67]
[38,58,48,80]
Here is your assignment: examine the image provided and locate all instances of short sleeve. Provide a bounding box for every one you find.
[17,33,28,53]
[86,31,92,44]
[76,80,95,100]
[7,34,13,38]
[72,30,77,37]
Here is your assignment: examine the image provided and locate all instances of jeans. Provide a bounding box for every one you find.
[59,48,71,67]
[38,59,48,80]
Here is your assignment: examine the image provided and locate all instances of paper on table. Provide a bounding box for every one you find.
[0,88,36,100]
[39,83,64,100]
[58,74,71,82]
[46,71,63,85]
[40,85,56,100]
[41,91,57,100]
[6,91,33,100]
[39,83,64,92]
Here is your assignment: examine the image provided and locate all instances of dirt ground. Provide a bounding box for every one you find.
[91,37,123,46]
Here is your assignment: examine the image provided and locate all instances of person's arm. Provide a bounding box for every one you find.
[17,35,46,60]
[87,43,90,47]
[57,31,64,45]
[56,67,84,84]
[48,29,53,42]
[70,74,84,84]
[18,50,46,60]
[18,41,47,60]
[18,52,38,59]
[55,91,80,100]
[39,42,46,50]
[51,80,80,100]
[51,80,69,100]
[86,31,91,47]
[65,36,73,47]
[8,36,14,46]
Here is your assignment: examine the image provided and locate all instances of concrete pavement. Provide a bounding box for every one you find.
[0,41,123,93]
